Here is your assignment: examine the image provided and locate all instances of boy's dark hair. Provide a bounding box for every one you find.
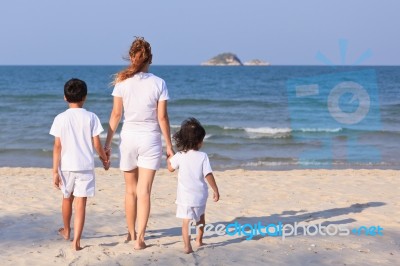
[173,117,206,152]
[64,78,87,103]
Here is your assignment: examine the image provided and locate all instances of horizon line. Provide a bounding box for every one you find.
[1,64,400,67]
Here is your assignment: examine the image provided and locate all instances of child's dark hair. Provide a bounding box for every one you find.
[64,78,87,103]
[173,117,206,151]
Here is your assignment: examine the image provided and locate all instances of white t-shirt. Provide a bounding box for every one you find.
[49,108,104,171]
[169,150,213,207]
[112,72,169,133]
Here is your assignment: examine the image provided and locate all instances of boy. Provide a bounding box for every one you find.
[50,78,109,251]
[167,118,220,254]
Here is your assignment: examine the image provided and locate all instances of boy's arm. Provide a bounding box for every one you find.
[205,173,219,202]
[93,135,110,170]
[52,137,62,189]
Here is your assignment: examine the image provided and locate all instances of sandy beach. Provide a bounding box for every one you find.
[0,167,399,265]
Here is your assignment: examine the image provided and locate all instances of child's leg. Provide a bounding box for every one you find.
[182,219,193,254]
[59,195,74,240]
[72,197,87,251]
[124,169,138,242]
[196,214,206,246]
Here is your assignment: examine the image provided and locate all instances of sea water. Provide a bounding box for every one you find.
[0,65,399,169]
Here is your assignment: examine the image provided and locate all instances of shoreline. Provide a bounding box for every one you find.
[0,167,399,265]
[1,160,400,171]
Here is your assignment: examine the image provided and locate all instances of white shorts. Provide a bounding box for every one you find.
[176,204,206,222]
[59,170,95,198]
[119,131,162,171]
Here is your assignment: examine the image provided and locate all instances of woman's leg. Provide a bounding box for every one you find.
[124,169,139,242]
[134,167,156,250]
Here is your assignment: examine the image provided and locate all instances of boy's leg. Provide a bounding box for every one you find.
[182,219,193,254]
[59,195,74,240]
[196,214,206,247]
[72,197,87,251]
[124,169,138,242]
[135,167,156,250]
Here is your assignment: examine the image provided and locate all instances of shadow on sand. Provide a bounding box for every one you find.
[148,201,386,247]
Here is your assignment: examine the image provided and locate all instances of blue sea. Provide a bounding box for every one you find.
[0,65,399,170]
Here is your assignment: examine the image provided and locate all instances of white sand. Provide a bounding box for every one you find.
[0,167,399,265]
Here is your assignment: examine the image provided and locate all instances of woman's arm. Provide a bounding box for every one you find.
[157,100,174,157]
[105,96,123,157]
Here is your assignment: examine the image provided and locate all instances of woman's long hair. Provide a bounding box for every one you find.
[112,37,152,85]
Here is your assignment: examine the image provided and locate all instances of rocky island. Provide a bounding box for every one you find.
[201,53,243,66]
[201,53,270,66]
[244,59,271,66]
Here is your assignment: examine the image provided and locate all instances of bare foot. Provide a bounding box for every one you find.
[126,231,137,242]
[58,228,70,240]
[195,240,206,247]
[134,240,147,250]
[183,246,194,254]
[72,240,83,251]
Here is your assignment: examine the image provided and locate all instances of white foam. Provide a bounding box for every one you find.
[297,128,342,133]
[223,126,237,130]
[241,161,295,167]
[244,127,292,134]
[99,133,120,139]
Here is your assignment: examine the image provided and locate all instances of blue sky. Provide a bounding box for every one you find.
[0,0,399,65]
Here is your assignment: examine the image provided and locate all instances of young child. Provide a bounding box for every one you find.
[50,78,109,251]
[167,117,220,254]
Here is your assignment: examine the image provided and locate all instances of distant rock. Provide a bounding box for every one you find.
[201,53,243,66]
[244,59,271,66]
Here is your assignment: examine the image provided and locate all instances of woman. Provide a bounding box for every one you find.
[105,37,174,250]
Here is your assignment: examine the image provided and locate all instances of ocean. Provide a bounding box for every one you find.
[0,65,399,170]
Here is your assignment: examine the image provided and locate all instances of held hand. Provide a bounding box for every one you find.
[100,156,110,171]
[102,160,110,170]
[213,190,220,202]
[103,160,110,170]
[104,146,112,161]
[166,146,175,158]
[53,172,62,190]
